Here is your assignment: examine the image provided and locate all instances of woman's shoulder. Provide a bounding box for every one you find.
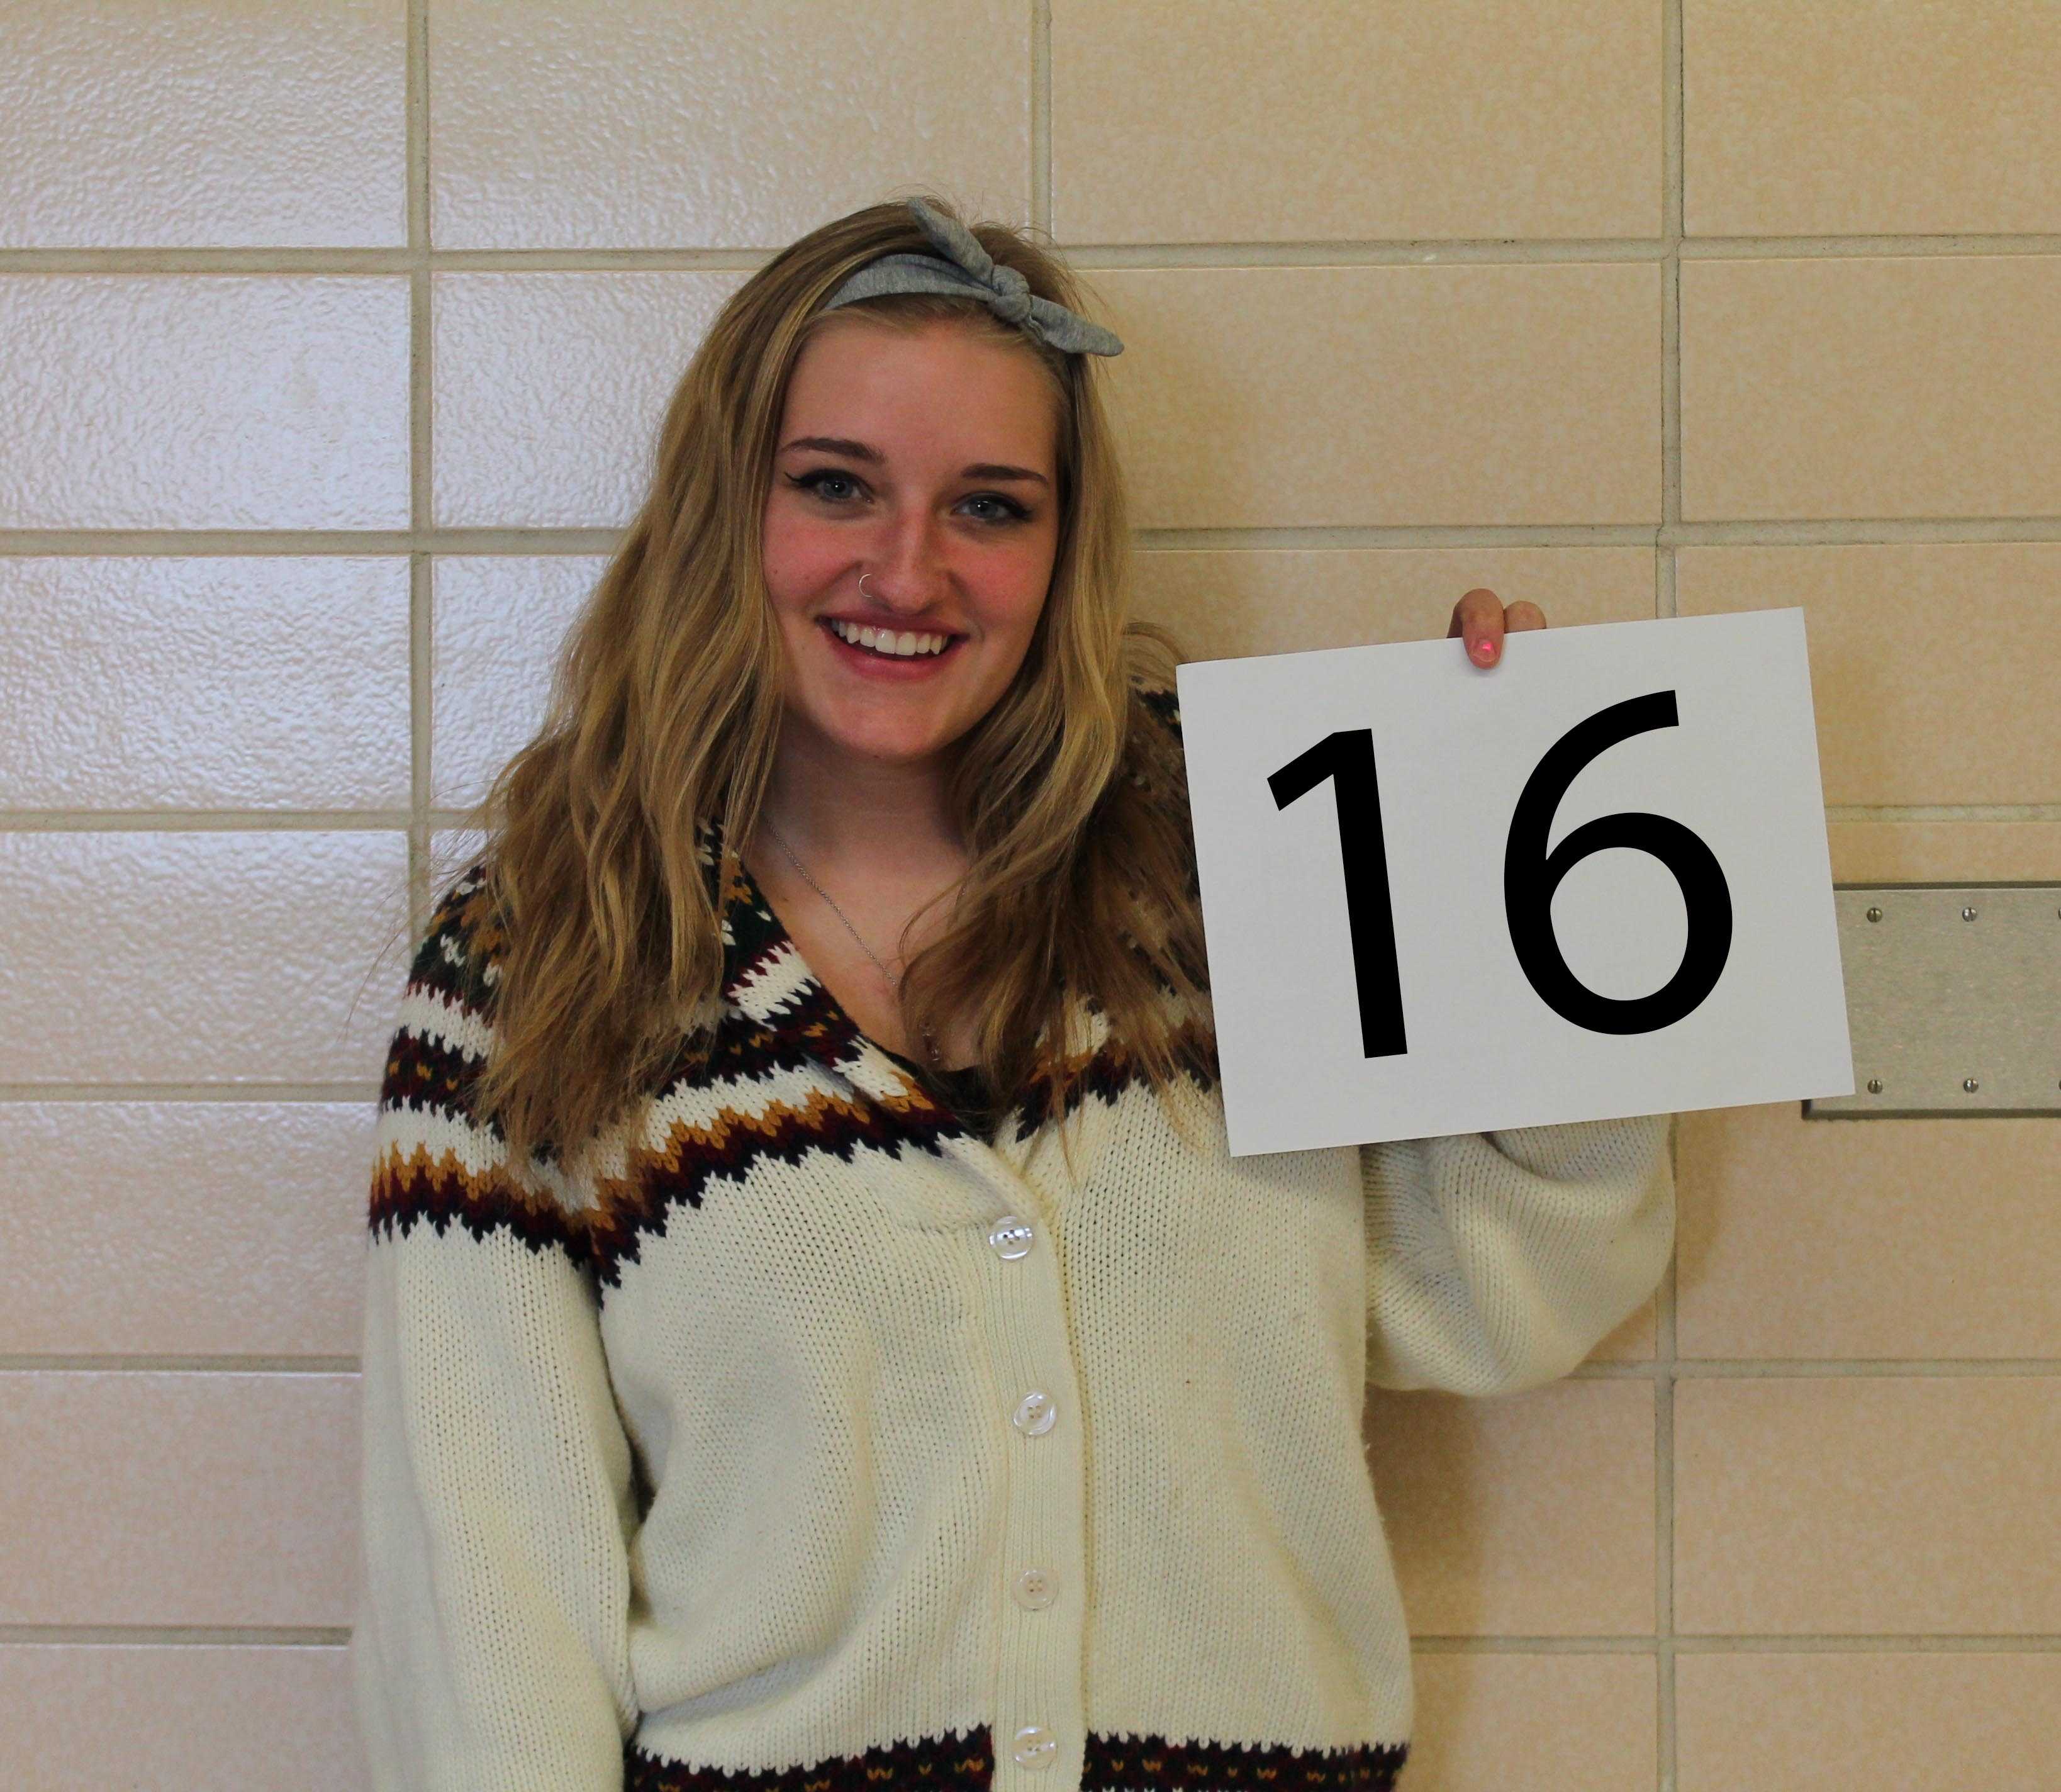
[1119,619,1188,755]
[405,852,510,1028]
[1131,675,1182,740]
[1121,665,1188,807]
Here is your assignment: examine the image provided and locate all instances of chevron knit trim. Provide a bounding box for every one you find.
[622,1725,1407,1792]
[577,1010,1214,1288]
[372,922,1217,1284]
[369,863,591,1253]
[586,1061,951,1283]
[369,688,1217,1273]
[624,1728,991,1792]
[1132,678,1180,741]
[1081,1728,1407,1791]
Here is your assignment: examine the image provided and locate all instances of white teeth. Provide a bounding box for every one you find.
[828,618,951,658]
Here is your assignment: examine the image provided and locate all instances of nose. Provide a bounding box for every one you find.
[859,512,952,616]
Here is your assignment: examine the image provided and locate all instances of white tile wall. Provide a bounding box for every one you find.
[4,3,2058,1788]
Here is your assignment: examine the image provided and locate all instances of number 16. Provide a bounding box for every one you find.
[1267,690,1734,1054]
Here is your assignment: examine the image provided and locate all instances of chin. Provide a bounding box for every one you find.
[837,730,957,766]
[802,709,950,763]
[785,671,983,763]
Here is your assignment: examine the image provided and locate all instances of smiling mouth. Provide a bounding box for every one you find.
[819,617,964,661]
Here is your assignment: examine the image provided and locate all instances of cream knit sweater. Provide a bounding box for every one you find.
[351,702,1677,1792]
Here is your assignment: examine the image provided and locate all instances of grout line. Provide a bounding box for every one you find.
[1134,519,2061,547]
[0,1624,2053,1650]
[1572,1358,2061,1377]
[11,518,2061,554]
[1407,1634,2061,1652]
[0,529,622,554]
[0,812,416,829]
[0,1084,379,1102]
[4,1352,2061,1377]
[2,809,2059,836]
[1030,1,1051,235]
[1821,805,2061,824]
[1,805,2058,834]
[1660,5,1684,1781]
[10,232,2061,274]
[0,1357,360,1374]
[410,559,432,931]
[406,0,432,944]
[0,1627,354,1646]
[1656,0,1681,634]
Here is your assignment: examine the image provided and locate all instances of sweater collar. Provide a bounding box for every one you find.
[693,809,952,1112]
[688,810,1131,1223]
[691,810,1119,1170]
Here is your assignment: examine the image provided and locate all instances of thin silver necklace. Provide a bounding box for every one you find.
[760,817,942,1065]
[761,817,903,988]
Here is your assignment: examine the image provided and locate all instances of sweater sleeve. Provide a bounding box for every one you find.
[1359,1114,1675,1397]
[351,864,641,1791]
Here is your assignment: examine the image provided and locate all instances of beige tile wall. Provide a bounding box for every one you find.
[2,3,2055,1788]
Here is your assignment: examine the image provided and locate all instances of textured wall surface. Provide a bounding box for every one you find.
[3,3,2057,1787]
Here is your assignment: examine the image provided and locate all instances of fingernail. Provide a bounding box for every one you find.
[1473,637,1497,661]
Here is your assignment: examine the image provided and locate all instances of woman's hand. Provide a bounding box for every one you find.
[1448,587,1548,667]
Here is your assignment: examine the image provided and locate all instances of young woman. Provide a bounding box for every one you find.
[352,193,1674,1792]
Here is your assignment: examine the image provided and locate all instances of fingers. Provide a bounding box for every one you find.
[1448,588,1505,666]
[1447,590,1551,667]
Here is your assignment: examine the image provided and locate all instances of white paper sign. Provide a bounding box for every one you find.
[1176,608,1854,1155]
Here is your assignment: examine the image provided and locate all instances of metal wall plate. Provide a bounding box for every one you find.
[1804,884,2061,1119]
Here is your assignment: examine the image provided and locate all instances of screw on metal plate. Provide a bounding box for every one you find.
[1812,884,2061,1119]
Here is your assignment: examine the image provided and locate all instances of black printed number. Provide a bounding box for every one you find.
[1268,689,1733,1053]
[1503,690,1732,1033]
[1267,729,1407,1058]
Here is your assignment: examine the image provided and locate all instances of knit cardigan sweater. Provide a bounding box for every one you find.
[350,691,1677,1792]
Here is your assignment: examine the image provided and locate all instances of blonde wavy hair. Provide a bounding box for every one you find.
[372,191,1215,1177]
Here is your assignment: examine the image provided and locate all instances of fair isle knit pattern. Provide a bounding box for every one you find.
[351,687,1677,1792]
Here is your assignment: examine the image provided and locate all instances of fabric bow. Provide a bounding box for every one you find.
[820,197,1124,357]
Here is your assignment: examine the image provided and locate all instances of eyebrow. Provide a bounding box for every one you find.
[779,435,1051,489]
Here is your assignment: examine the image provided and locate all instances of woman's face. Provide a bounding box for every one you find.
[761,315,1063,772]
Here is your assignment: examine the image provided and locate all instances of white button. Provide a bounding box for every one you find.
[1012,1389,1056,1435]
[1012,1723,1058,1769]
[988,1214,1034,1258]
[1012,1565,1056,1609]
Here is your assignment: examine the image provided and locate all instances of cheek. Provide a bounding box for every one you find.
[761,502,844,601]
[977,589,1049,668]
[1005,556,1055,630]
[983,529,1059,622]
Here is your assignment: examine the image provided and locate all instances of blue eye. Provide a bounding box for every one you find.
[962,493,1032,523]
[789,469,861,504]
[786,468,1032,524]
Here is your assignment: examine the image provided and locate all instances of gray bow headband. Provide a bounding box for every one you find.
[820,197,1123,357]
